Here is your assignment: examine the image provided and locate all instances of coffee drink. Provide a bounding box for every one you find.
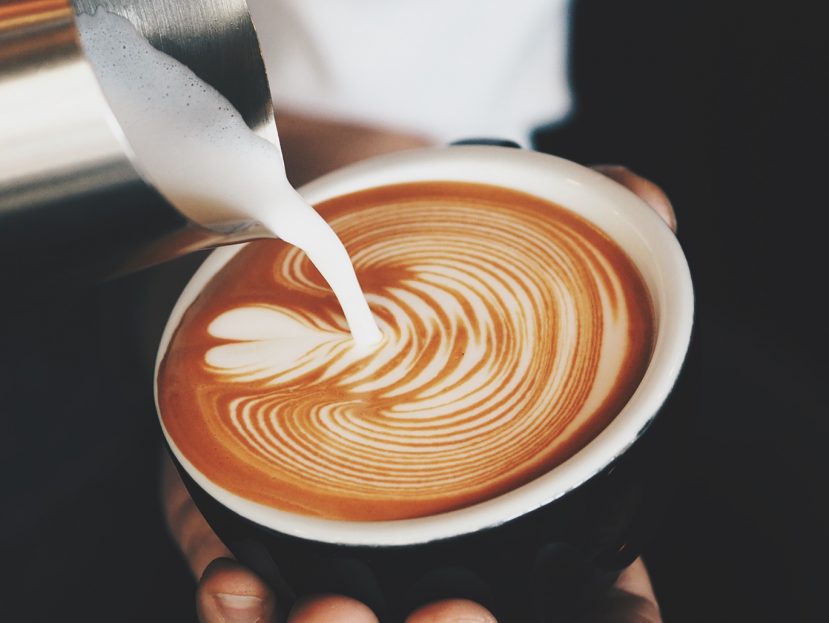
[158,181,654,521]
[78,10,380,345]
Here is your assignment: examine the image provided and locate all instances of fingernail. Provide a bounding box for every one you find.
[214,593,264,623]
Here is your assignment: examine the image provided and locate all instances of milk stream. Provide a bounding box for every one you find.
[76,9,381,346]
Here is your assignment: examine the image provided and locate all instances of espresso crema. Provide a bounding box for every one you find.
[158,182,654,521]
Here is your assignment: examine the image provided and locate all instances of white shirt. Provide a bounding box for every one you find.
[248,0,572,146]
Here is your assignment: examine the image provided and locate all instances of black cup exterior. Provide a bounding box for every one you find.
[168,392,678,623]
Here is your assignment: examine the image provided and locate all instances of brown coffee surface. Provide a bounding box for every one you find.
[158,182,654,521]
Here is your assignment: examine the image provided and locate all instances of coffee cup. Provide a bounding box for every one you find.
[155,145,693,622]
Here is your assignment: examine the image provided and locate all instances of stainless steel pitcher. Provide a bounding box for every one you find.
[0,0,275,294]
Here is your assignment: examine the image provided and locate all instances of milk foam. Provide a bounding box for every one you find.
[157,184,656,520]
[75,9,381,345]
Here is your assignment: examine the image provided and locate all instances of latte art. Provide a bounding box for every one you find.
[159,182,654,520]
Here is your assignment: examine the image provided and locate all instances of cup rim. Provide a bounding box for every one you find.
[155,145,694,546]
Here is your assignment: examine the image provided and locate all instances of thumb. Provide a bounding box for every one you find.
[591,165,677,233]
[197,557,278,623]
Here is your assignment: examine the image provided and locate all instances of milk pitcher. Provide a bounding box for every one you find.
[0,0,275,293]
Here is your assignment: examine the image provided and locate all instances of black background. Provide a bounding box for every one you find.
[537,1,826,621]
[2,1,826,620]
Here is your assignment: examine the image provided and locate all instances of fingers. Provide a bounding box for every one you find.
[162,449,654,623]
[197,558,278,623]
[405,599,497,623]
[161,453,380,622]
[287,594,379,623]
[591,165,677,233]
[160,451,232,578]
[613,558,658,606]
[162,453,280,622]
[576,558,661,623]
[280,560,653,623]
[286,596,495,623]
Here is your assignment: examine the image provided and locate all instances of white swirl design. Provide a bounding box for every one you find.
[159,183,653,520]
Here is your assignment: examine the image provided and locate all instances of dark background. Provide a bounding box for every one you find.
[537,1,826,621]
[2,1,825,620]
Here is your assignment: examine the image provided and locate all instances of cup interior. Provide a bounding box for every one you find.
[155,146,693,546]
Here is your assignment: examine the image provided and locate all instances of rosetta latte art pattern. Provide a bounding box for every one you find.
[159,183,654,520]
